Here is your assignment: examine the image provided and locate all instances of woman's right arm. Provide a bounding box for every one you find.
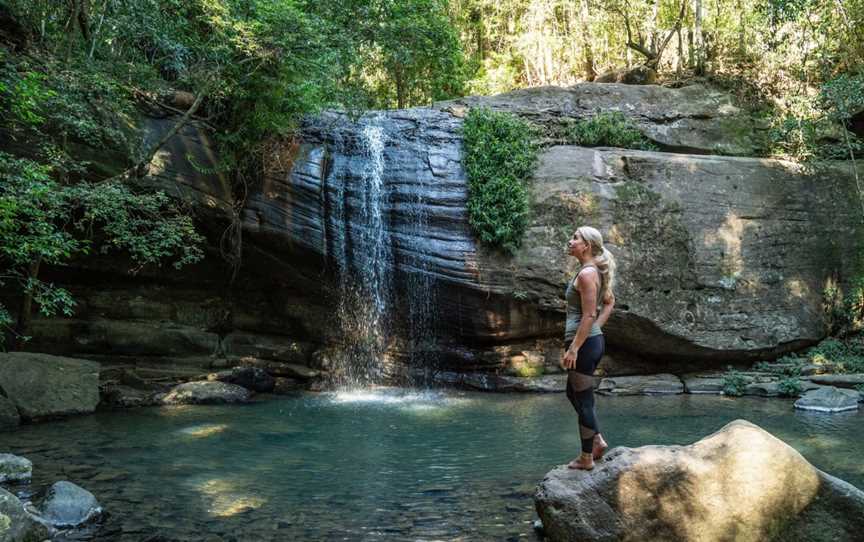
[596,291,615,329]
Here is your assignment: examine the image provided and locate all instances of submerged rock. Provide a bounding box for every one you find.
[0,352,100,421]
[534,419,864,542]
[0,487,49,542]
[160,381,251,405]
[0,454,31,484]
[794,386,860,412]
[40,481,102,528]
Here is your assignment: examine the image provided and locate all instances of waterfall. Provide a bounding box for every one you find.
[329,119,393,387]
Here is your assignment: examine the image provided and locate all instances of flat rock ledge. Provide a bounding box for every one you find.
[794,386,860,413]
[534,420,864,542]
[597,374,683,395]
[159,381,251,405]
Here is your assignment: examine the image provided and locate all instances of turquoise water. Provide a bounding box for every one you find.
[3,390,863,541]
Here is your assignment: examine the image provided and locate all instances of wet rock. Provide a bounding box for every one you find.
[237,358,320,380]
[0,395,19,431]
[272,377,302,394]
[0,487,50,542]
[0,352,100,421]
[597,374,683,395]
[805,374,864,389]
[160,381,251,405]
[100,385,159,408]
[40,481,102,528]
[0,454,31,484]
[207,366,275,393]
[681,373,724,394]
[794,386,860,413]
[534,420,864,542]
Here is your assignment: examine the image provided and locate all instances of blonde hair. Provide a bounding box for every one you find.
[576,226,616,303]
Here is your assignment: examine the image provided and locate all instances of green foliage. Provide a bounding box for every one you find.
[0,151,204,343]
[777,376,804,397]
[366,0,467,108]
[564,112,658,151]
[753,356,804,376]
[462,107,539,253]
[823,277,864,336]
[808,338,864,374]
[721,367,748,396]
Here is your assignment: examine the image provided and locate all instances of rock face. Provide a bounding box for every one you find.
[0,353,99,421]
[260,86,863,373]
[0,487,49,542]
[40,481,102,528]
[441,84,769,156]
[534,419,864,542]
[207,367,275,393]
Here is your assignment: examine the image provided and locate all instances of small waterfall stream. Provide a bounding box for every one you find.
[325,115,439,387]
[329,119,394,387]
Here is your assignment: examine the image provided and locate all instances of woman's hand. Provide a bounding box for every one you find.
[562,348,577,370]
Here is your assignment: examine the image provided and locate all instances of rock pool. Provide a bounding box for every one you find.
[3,391,862,541]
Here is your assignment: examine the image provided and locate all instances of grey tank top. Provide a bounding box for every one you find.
[565,264,603,342]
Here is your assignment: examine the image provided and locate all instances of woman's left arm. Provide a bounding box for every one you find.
[596,291,615,329]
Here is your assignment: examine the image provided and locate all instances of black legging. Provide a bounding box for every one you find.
[565,334,605,454]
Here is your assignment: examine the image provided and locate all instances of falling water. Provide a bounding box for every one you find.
[329,119,393,387]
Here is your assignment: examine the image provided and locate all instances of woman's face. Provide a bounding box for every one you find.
[568,231,587,257]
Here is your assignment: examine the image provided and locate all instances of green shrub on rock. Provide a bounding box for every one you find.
[808,338,864,373]
[462,107,539,254]
[564,111,658,151]
[777,376,804,397]
[721,367,748,396]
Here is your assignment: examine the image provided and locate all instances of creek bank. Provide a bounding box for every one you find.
[438,368,864,401]
[534,419,864,542]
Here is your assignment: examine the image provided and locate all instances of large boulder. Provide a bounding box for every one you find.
[0,352,99,421]
[534,420,864,542]
[0,487,49,542]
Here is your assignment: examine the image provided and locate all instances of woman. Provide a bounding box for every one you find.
[562,226,615,470]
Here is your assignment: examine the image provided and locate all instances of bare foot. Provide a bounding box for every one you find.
[592,434,608,461]
[567,454,594,470]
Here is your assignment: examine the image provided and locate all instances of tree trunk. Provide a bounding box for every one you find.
[13,256,42,350]
[578,0,596,81]
[693,0,705,75]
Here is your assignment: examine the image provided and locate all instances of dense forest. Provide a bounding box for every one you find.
[1,0,863,346]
